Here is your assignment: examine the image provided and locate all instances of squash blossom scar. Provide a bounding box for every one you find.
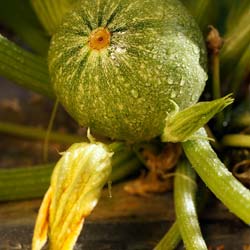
[88,27,111,50]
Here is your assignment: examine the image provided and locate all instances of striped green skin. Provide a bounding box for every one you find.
[49,0,207,142]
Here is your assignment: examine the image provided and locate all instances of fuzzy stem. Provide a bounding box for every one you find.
[154,222,181,250]
[182,128,250,224]
[222,134,250,148]
[174,160,207,250]
[0,121,84,144]
[0,35,53,97]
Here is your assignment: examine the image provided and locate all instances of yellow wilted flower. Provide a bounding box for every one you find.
[32,140,113,250]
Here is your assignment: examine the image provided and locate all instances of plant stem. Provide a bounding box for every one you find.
[155,179,210,250]
[0,35,53,98]
[212,53,221,100]
[182,127,250,224]
[174,160,207,250]
[0,163,54,201]
[0,121,84,144]
[110,153,141,183]
[0,149,141,201]
[0,0,49,56]
[43,99,59,162]
[222,134,250,148]
[154,222,181,250]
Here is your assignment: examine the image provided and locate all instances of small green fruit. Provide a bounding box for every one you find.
[49,0,207,142]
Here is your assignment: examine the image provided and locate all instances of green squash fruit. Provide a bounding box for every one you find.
[48,0,207,143]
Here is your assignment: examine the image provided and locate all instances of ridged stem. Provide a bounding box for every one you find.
[182,128,250,224]
[0,121,83,144]
[174,160,207,250]
[155,179,210,250]
[154,222,181,250]
[0,149,141,201]
[0,35,53,98]
[222,134,250,148]
[0,164,54,201]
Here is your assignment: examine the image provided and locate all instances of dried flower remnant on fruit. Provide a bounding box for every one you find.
[88,28,111,51]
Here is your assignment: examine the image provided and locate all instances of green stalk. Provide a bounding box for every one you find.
[211,50,224,128]
[0,35,53,98]
[31,0,77,35]
[0,164,54,201]
[154,222,181,250]
[43,100,59,162]
[0,0,49,56]
[0,149,141,201]
[222,134,250,148]
[0,121,83,144]
[155,179,210,250]
[212,53,221,101]
[174,160,207,250]
[182,128,250,224]
[111,154,141,183]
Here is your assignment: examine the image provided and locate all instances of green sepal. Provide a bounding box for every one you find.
[161,95,233,143]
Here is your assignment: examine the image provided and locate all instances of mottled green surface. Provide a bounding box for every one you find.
[49,0,207,142]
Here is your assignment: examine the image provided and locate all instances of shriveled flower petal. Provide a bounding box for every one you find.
[32,141,113,250]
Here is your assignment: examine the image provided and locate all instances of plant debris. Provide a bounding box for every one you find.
[124,143,182,196]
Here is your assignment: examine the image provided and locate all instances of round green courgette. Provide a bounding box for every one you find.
[48,0,207,142]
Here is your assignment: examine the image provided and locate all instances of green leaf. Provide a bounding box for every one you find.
[0,0,49,55]
[31,0,78,35]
